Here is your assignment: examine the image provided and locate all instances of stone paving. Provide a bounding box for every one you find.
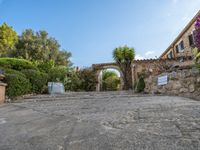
[0,91,200,150]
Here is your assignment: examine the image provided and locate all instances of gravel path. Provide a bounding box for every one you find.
[0,92,200,150]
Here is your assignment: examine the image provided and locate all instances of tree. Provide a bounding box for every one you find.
[102,70,120,91]
[14,29,71,66]
[194,15,200,63]
[55,50,72,66]
[0,23,18,56]
[113,45,135,90]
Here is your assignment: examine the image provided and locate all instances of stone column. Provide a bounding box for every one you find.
[131,64,136,91]
[96,70,101,92]
[0,74,6,104]
[0,83,6,104]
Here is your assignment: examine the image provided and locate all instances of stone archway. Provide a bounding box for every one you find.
[92,63,124,92]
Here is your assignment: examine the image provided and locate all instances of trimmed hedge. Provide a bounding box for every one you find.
[0,58,37,71]
[5,70,32,98]
[22,69,48,94]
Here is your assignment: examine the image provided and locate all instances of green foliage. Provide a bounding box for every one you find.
[102,70,120,91]
[34,60,55,73]
[0,58,37,71]
[113,45,135,63]
[48,66,68,83]
[64,70,81,91]
[22,69,48,93]
[0,23,18,56]
[55,50,72,66]
[113,45,135,90]
[78,68,98,91]
[13,29,72,66]
[102,70,117,80]
[136,76,145,93]
[0,68,25,77]
[4,69,31,98]
[78,68,97,91]
[65,68,97,91]
[194,48,200,63]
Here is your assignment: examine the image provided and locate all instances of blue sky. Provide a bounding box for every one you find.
[0,0,200,67]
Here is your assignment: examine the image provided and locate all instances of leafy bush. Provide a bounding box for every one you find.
[4,70,31,98]
[136,76,145,93]
[0,67,25,77]
[22,69,48,93]
[103,76,120,91]
[0,58,37,71]
[48,66,68,83]
[34,60,55,73]
[64,70,81,91]
[77,68,97,91]
[102,70,120,91]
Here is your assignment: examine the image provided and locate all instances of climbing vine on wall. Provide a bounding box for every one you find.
[194,15,200,63]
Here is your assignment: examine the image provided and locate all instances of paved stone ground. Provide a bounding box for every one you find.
[0,91,200,150]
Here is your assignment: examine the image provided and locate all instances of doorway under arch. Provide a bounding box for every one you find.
[94,65,124,92]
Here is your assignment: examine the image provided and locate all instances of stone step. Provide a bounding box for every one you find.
[17,91,136,103]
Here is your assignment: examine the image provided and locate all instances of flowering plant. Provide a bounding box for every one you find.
[194,15,200,51]
[194,15,200,63]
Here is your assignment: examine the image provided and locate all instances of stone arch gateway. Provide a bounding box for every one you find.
[92,63,124,92]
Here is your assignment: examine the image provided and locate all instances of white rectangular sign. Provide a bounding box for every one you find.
[158,75,168,86]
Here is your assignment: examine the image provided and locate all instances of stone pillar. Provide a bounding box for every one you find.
[0,83,6,104]
[131,64,136,91]
[96,70,101,92]
[0,74,6,104]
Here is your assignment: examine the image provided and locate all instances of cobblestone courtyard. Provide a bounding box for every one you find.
[0,92,200,150]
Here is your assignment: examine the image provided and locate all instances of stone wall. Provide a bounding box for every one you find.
[132,59,193,85]
[144,66,200,100]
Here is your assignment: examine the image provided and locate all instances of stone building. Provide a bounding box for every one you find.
[160,10,200,61]
[92,10,199,91]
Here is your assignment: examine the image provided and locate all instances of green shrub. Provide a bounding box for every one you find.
[0,67,25,77]
[65,68,97,91]
[34,60,55,73]
[0,58,37,71]
[77,68,97,91]
[5,70,31,98]
[103,76,120,91]
[48,66,68,83]
[136,76,145,93]
[22,69,48,94]
[102,70,120,91]
[64,70,81,91]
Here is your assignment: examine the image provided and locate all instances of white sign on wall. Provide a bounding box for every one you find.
[158,75,168,86]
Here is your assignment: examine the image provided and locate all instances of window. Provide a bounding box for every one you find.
[167,51,173,59]
[176,45,179,53]
[175,40,184,53]
[180,41,184,50]
[188,34,195,47]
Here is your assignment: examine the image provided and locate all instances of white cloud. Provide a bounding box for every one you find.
[145,51,155,57]
[135,54,144,60]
